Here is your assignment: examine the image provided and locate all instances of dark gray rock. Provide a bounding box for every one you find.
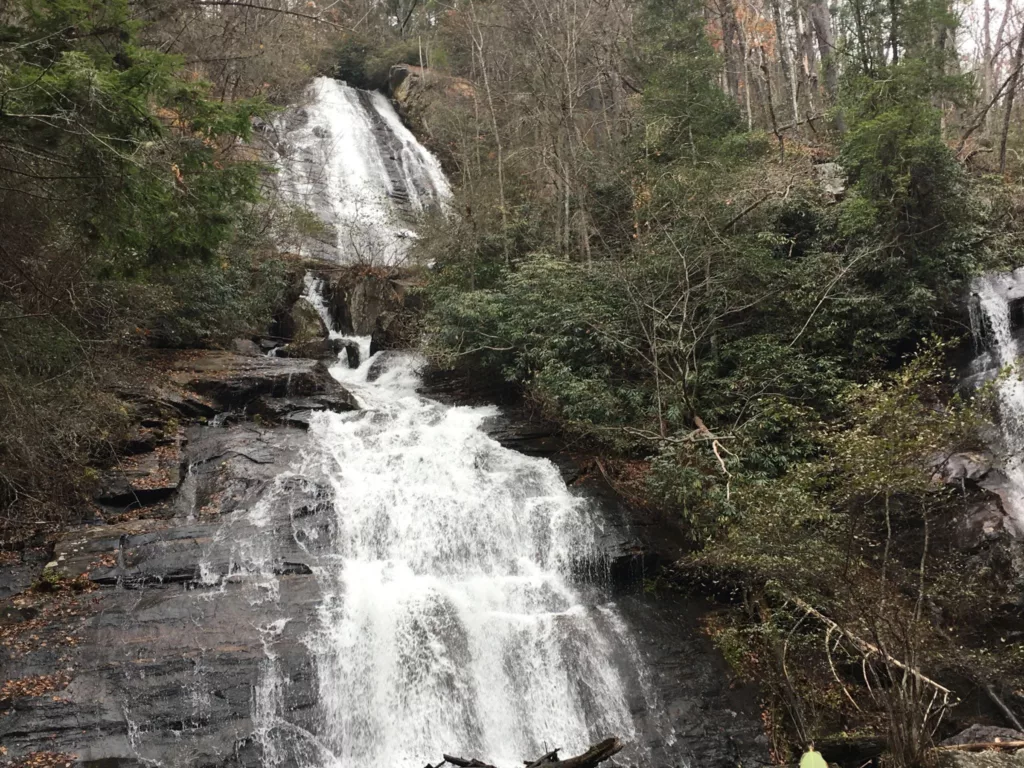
[1,424,326,766]
[232,338,263,357]
[937,451,998,485]
[959,500,1013,550]
[168,352,347,410]
[276,337,359,368]
[341,339,360,369]
[0,562,40,601]
[276,337,346,360]
[370,311,399,356]
[259,337,285,352]
[348,276,393,335]
[615,592,768,768]
[247,392,359,427]
[367,350,416,382]
[942,725,1024,746]
[277,297,328,343]
[321,273,404,336]
[94,444,182,505]
[936,752,1024,767]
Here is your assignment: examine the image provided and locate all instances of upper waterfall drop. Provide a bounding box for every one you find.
[272,77,451,264]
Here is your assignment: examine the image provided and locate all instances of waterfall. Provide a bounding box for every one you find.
[254,79,669,767]
[971,269,1024,535]
[273,77,450,264]
[283,340,654,766]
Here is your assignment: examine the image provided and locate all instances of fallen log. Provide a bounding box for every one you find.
[442,757,495,768]
[436,738,624,768]
[524,750,560,768]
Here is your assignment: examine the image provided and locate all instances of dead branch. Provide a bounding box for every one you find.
[785,594,953,698]
[985,683,1024,732]
[695,415,736,500]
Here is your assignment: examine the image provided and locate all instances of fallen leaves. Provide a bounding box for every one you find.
[0,581,90,659]
[8,751,77,768]
[0,672,72,700]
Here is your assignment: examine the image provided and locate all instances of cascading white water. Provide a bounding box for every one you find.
[287,346,650,767]
[273,77,450,264]
[250,79,668,767]
[972,269,1024,535]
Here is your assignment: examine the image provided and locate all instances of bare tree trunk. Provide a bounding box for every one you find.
[850,0,874,73]
[467,1,509,263]
[771,0,801,124]
[794,0,819,115]
[760,47,785,158]
[720,0,743,104]
[983,0,993,126]
[888,0,900,65]
[807,0,845,132]
[999,24,1024,172]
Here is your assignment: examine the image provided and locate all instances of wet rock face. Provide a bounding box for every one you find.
[166,352,343,411]
[277,337,350,361]
[942,725,1024,746]
[319,269,415,351]
[277,297,328,344]
[1,426,324,767]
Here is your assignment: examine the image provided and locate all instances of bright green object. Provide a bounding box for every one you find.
[799,750,828,768]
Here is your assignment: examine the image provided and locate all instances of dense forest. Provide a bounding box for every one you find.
[3,0,1024,764]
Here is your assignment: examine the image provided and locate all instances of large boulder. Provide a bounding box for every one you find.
[231,337,262,357]
[388,64,475,145]
[349,275,397,335]
[942,725,1024,747]
[162,351,353,411]
[277,298,328,344]
[247,392,359,428]
[277,338,361,368]
[936,451,998,485]
[319,270,412,340]
[958,500,1013,550]
[277,338,343,361]
[814,162,846,200]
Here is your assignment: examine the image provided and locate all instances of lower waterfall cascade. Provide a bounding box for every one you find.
[239,312,669,767]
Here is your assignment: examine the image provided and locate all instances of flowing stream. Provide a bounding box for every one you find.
[250,79,668,766]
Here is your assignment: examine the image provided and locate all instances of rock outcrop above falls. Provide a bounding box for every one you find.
[317,266,422,353]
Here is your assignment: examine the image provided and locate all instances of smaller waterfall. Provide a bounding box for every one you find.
[971,268,1024,535]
